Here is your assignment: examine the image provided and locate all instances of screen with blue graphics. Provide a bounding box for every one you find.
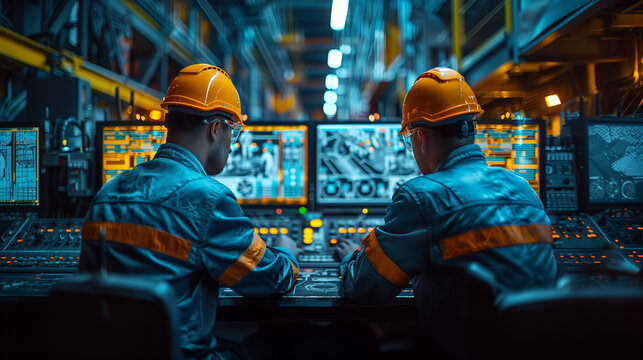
[316,123,420,205]
[0,126,39,205]
[215,125,308,205]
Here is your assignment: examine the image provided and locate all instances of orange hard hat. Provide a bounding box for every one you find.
[161,64,244,125]
[400,67,483,134]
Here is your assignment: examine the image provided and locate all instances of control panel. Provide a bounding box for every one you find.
[549,214,630,271]
[0,218,83,272]
[545,147,578,211]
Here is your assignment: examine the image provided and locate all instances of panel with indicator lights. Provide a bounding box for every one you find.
[100,123,166,185]
[215,125,308,205]
[0,218,83,273]
[0,126,40,205]
[316,123,420,205]
[475,122,542,196]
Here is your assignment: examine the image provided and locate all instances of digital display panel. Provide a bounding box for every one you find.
[475,123,541,195]
[587,122,643,204]
[0,127,39,205]
[215,125,308,205]
[316,123,420,205]
[102,125,166,184]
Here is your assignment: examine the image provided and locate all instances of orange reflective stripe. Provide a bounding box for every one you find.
[217,232,266,286]
[438,224,553,260]
[82,222,192,261]
[363,230,411,288]
[288,260,300,292]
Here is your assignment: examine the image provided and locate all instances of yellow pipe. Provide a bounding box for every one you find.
[122,0,160,30]
[0,26,163,111]
[505,0,512,34]
[452,0,462,70]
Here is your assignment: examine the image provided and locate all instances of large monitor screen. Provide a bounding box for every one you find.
[475,122,542,195]
[101,124,166,184]
[0,126,39,205]
[215,125,308,205]
[587,122,643,204]
[316,123,420,205]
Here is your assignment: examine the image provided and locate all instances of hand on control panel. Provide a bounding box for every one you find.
[272,234,303,258]
[335,239,361,261]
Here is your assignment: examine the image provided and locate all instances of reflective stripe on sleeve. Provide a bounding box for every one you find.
[438,223,553,260]
[217,232,266,286]
[363,230,411,288]
[288,260,300,292]
[82,222,192,261]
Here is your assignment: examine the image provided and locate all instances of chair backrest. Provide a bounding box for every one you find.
[48,273,182,360]
[491,285,643,359]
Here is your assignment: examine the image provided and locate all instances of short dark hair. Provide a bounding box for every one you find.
[164,111,207,132]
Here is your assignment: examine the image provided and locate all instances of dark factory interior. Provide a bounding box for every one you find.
[0,0,642,359]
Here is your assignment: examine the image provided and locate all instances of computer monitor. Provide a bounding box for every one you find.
[98,122,166,185]
[214,123,308,205]
[475,119,545,197]
[0,123,40,206]
[586,120,643,206]
[316,122,420,205]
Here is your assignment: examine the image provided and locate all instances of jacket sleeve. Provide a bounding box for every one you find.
[340,186,430,304]
[200,190,299,296]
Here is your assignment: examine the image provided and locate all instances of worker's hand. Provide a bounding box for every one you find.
[335,239,361,261]
[273,234,303,258]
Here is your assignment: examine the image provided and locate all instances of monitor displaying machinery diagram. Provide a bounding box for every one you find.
[215,124,308,205]
[587,121,643,205]
[475,121,543,196]
[0,125,40,205]
[100,123,167,185]
[316,123,420,205]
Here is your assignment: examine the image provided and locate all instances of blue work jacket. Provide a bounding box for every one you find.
[340,143,557,357]
[80,143,299,360]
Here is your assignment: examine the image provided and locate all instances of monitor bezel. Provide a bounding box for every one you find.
[0,121,43,212]
[582,117,643,210]
[475,118,547,205]
[313,120,418,209]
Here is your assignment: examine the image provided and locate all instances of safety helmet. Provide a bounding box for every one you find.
[400,67,483,134]
[161,64,244,125]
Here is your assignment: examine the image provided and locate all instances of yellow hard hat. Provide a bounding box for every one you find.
[161,64,244,125]
[400,67,483,134]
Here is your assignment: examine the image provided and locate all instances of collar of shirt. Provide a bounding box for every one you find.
[154,143,207,176]
[434,144,487,172]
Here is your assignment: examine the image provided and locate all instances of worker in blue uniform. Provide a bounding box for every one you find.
[336,67,557,358]
[80,64,302,360]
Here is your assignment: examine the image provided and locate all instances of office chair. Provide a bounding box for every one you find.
[462,264,643,359]
[48,229,182,360]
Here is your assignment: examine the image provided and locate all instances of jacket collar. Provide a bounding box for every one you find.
[435,144,487,172]
[154,143,207,176]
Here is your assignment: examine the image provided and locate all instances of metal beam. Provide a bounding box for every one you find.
[0,26,163,111]
[45,0,76,34]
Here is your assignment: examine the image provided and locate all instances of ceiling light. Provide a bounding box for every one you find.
[545,94,561,107]
[324,91,338,104]
[330,0,349,31]
[323,102,337,117]
[328,49,342,68]
[325,74,339,90]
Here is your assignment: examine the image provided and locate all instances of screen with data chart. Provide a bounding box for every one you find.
[475,121,542,196]
[0,126,39,205]
[587,121,643,205]
[316,123,420,205]
[101,124,167,185]
[215,124,308,205]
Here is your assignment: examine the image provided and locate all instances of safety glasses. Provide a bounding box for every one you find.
[202,117,243,144]
[401,128,420,152]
